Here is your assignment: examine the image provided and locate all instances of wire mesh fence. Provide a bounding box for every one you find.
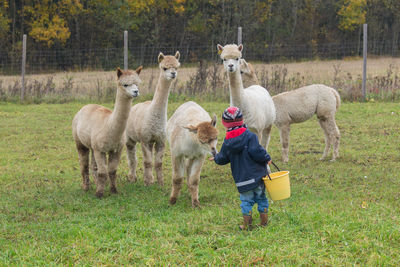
[1,41,399,75]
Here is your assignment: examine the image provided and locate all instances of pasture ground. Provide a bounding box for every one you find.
[0,101,399,265]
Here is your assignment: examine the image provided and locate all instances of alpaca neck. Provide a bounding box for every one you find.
[108,89,132,139]
[150,73,173,115]
[228,70,245,108]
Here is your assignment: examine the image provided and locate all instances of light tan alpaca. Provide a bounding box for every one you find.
[126,51,180,186]
[240,65,341,162]
[240,59,259,88]
[72,67,142,198]
[217,44,276,149]
[167,101,218,207]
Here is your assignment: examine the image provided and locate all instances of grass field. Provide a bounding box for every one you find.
[0,100,399,265]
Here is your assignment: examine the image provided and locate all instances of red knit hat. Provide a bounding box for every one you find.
[222,106,243,128]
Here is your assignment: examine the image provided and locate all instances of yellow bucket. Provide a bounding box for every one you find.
[262,163,290,201]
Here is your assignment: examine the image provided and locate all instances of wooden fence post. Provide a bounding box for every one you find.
[124,30,128,70]
[362,24,367,101]
[238,27,242,45]
[21,34,26,102]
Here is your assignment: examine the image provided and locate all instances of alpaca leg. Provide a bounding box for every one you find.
[108,150,122,194]
[187,155,205,208]
[154,140,165,186]
[319,119,331,160]
[332,119,340,160]
[93,150,108,198]
[262,126,272,150]
[76,141,90,191]
[320,117,340,161]
[90,149,98,184]
[169,155,185,205]
[126,139,138,183]
[279,124,290,163]
[142,142,154,186]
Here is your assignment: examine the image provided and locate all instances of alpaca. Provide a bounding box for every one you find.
[240,59,259,88]
[239,65,341,162]
[217,44,276,149]
[167,101,218,207]
[72,67,142,197]
[126,51,180,186]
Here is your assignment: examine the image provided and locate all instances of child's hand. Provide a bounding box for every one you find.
[208,157,215,161]
[267,160,272,165]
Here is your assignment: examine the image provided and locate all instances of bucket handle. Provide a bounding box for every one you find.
[266,161,280,180]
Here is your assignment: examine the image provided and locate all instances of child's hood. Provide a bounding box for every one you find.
[223,129,249,153]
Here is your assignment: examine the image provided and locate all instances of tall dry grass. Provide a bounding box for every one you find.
[1,57,400,103]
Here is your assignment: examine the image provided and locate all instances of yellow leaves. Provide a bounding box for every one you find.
[127,0,185,15]
[24,0,83,47]
[29,15,71,47]
[338,0,367,32]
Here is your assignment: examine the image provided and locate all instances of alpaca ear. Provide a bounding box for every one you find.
[135,66,143,75]
[238,44,243,52]
[240,59,249,73]
[117,67,123,78]
[184,124,198,133]
[175,51,180,60]
[158,52,165,63]
[211,114,217,127]
[217,44,223,54]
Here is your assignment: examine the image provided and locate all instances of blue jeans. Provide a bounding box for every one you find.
[239,184,269,215]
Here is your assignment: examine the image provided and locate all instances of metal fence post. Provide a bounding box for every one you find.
[362,24,367,101]
[238,27,242,45]
[21,34,26,102]
[124,30,128,70]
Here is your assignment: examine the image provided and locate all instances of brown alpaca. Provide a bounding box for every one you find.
[72,67,142,197]
[126,52,180,186]
[167,101,218,207]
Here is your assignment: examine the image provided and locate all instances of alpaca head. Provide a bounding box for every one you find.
[158,51,180,81]
[184,115,219,156]
[116,66,142,98]
[239,59,252,76]
[217,44,243,73]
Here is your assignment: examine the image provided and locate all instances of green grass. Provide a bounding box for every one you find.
[0,101,399,265]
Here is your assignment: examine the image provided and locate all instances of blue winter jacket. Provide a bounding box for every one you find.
[214,129,271,193]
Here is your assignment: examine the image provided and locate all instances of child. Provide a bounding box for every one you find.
[212,106,271,230]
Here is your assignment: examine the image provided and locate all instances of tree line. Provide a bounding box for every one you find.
[0,0,399,61]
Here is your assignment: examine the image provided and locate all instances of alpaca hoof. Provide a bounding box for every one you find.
[82,184,90,191]
[192,200,200,208]
[157,180,164,186]
[169,197,177,205]
[110,187,118,194]
[330,158,336,162]
[95,191,104,198]
[128,174,137,183]
[144,180,155,186]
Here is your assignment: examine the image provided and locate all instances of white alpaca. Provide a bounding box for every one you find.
[125,51,180,186]
[239,64,341,162]
[217,44,276,149]
[167,101,219,207]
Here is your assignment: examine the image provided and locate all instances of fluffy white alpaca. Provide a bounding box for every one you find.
[125,52,180,186]
[239,64,341,162]
[217,44,276,149]
[167,101,219,207]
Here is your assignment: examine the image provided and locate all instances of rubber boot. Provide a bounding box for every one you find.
[259,212,268,227]
[239,215,253,231]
